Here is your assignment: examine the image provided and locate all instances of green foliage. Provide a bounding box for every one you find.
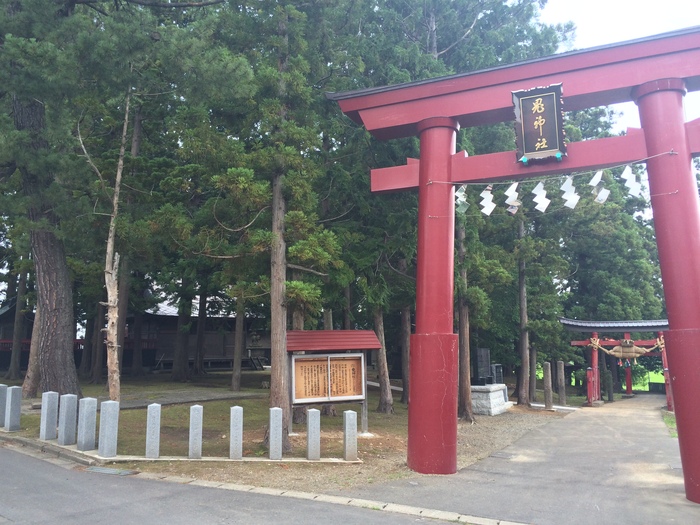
[0,0,664,385]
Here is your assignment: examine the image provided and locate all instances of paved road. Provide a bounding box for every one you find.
[334,394,700,525]
[0,445,432,525]
[4,393,700,525]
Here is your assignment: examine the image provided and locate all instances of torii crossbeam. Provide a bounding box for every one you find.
[328,27,700,503]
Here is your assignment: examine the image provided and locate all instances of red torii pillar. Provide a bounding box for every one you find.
[328,28,700,502]
[635,80,700,500]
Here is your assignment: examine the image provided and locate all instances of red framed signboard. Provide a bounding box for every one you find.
[292,353,365,404]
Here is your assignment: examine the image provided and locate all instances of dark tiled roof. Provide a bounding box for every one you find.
[559,317,668,333]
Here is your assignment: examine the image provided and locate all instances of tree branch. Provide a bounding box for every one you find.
[213,197,269,233]
[123,0,224,7]
[383,253,416,281]
[436,9,481,58]
[318,205,355,224]
[77,115,110,198]
[287,263,328,278]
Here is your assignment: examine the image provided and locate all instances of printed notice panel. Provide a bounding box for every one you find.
[292,354,365,404]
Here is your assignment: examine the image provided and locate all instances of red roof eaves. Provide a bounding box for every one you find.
[286,330,381,352]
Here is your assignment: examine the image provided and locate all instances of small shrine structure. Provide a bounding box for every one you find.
[560,318,672,410]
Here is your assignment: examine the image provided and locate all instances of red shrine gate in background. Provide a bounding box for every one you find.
[560,318,673,411]
[327,27,700,503]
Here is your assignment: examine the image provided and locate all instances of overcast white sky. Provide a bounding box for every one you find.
[539,0,700,129]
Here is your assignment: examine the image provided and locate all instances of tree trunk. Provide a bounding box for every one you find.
[32,229,82,397]
[6,269,27,380]
[427,9,438,58]
[529,346,537,403]
[14,91,80,397]
[320,305,336,416]
[323,308,333,330]
[517,218,529,407]
[171,289,192,382]
[291,287,306,425]
[104,250,121,400]
[400,306,411,405]
[374,307,394,414]
[193,291,207,376]
[230,298,245,391]
[456,220,474,421]
[270,167,291,450]
[343,285,352,330]
[397,258,411,405]
[103,92,131,401]
[265,5,294,451]
[22,301,41,398]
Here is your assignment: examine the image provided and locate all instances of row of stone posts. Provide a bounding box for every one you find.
[29,391,359,462]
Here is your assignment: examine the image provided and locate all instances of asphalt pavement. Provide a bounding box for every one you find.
[3,392,699,524]
[335,394,700,524]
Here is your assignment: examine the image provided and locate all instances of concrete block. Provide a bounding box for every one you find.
[146,403,161,459]
[40,391,59,440]
[471,384,513,416]
[343,410,358,461]
[77,397,97,451]
[307,408,321,460]
[5,386,21,431]
[58,394,78,446]
[0,384,6,428]
[269,407,282,460]
[98,400,120,458]
[229,406,243,460]
[189,405,203,459]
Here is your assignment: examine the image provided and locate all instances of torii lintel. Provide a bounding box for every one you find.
[327,27,700,141]
[371,120,700,192]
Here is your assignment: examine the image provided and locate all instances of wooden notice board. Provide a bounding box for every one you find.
[292,353,365,404]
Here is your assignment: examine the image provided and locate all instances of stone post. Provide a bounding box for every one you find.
[543,362,553,410]
[0,384,7,427]
[307,408,320,461]
[361,399,369,435]
[557,360,567,406]
[39,391,59,440]
[269,407,283,460]
[98,400,120,458]
[5,386,21,431]
[343,410,358,461]
[146,403,161,459]
[58,394,78,446]
[77,397,97,451]
[189,405,203,460]
[229,406,243,460]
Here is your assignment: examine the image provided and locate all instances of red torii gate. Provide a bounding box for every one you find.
[327,27,700,503]
[560,318,673,410]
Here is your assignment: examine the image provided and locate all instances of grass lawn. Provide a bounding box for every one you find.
[12,371,409,460]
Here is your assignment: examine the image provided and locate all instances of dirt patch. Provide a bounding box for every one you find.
[122,405,564,493]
